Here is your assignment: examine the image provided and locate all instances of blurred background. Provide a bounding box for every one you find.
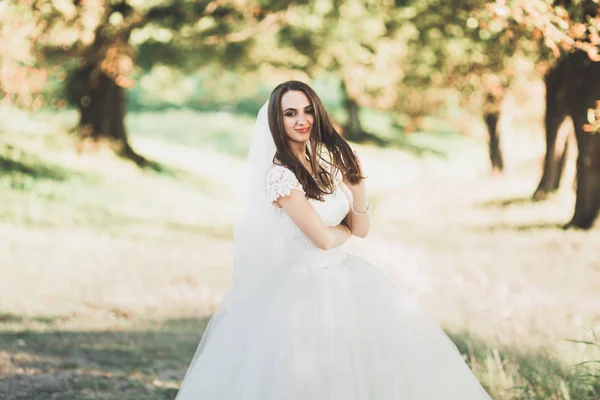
[1,0,599,399]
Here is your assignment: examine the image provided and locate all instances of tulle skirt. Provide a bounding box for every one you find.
[176,248,492,399]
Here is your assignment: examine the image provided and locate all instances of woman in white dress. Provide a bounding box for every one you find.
[175,81,493,399]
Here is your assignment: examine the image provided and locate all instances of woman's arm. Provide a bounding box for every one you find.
[276,190,352,250]
[341,182,370,238]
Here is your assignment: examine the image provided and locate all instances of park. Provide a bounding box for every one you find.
[1,1,599,399]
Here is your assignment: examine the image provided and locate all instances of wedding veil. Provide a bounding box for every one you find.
[174,101,277,394]
[230,99,279,289]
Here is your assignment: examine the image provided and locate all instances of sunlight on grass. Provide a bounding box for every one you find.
[1,106,599,399]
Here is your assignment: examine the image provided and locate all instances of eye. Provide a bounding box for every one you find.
[305,108,314,115]
[284,111,296,117]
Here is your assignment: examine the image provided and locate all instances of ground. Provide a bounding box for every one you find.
[0,100,598,399]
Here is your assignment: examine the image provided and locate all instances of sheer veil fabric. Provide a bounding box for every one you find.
[175,100,494,400]
[175,100,280,393]
[232,100,279,286]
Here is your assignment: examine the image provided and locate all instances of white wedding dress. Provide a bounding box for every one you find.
[176,165,492,400]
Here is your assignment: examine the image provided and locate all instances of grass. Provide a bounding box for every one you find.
[0,314,208,400]
[0,95,599,399]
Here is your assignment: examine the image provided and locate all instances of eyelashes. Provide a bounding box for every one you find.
[284,108,314,117]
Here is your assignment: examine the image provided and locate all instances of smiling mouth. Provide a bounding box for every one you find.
[295,127,310,134]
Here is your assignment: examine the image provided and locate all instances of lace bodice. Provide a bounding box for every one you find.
[266,165,350,266]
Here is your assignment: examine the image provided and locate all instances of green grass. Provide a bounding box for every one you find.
[0,314,597,399]
[448,331,600,399]
[0,313,208,399]
[1,104,599,399]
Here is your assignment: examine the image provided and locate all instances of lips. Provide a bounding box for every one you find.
[295,127,310,134]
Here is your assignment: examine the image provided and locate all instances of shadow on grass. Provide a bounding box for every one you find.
[0,313,72,326]
[472,196,575,232]
[1,141,224,199]
[469,222,567,232]
[1,314,597,400]
[0,316,209,400]
[0,153,69,183]
[476,196,536,209]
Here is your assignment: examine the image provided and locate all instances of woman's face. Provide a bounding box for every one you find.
[280,90,314,144]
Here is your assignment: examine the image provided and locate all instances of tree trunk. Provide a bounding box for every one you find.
[64,6,152,168]
[566,119,600,229]
[340,80,369,142]
[554,50,600,229]
[554,133,570,189]
[76,68,125,143]
[484,111,503,174]
[71,65,147,166]
[533,118,572,200]
[533,63,573,201]
[483,90,504,174]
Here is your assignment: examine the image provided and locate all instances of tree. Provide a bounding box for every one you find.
[0,1,49,109]
[533,58,574,201]
[269,0,407,143]
[550,52,600,229]
[488,0,600,228]
[3,0,290,165]
[401,0,548,173]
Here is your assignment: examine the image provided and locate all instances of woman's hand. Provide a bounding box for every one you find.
[344,150,367,205]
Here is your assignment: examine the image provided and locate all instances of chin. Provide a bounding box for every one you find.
[287,135,311,144]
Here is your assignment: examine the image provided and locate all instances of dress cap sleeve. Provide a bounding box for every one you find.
[266,165,305,203]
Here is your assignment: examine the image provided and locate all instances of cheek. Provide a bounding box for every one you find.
[283,117,296,134]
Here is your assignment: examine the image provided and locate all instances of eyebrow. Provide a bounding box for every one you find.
[283,105,313,112]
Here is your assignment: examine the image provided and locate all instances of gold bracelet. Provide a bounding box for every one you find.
[351,203,370,215]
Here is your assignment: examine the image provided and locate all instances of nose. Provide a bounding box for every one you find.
[298,113,308,126]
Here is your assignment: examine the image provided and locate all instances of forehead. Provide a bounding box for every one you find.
[281,90,311,110]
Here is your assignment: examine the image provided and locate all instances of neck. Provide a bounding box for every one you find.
[289,141,308,164]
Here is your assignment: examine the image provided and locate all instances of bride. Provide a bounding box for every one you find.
[175,81,493,399]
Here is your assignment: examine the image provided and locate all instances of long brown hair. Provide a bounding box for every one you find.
[268,80,363,200]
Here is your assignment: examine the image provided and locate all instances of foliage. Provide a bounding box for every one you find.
[0,1,51,108]
[0,0,295,110]
[2,1,599,115]
[485,0,600,60]
[584,100,600,133]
